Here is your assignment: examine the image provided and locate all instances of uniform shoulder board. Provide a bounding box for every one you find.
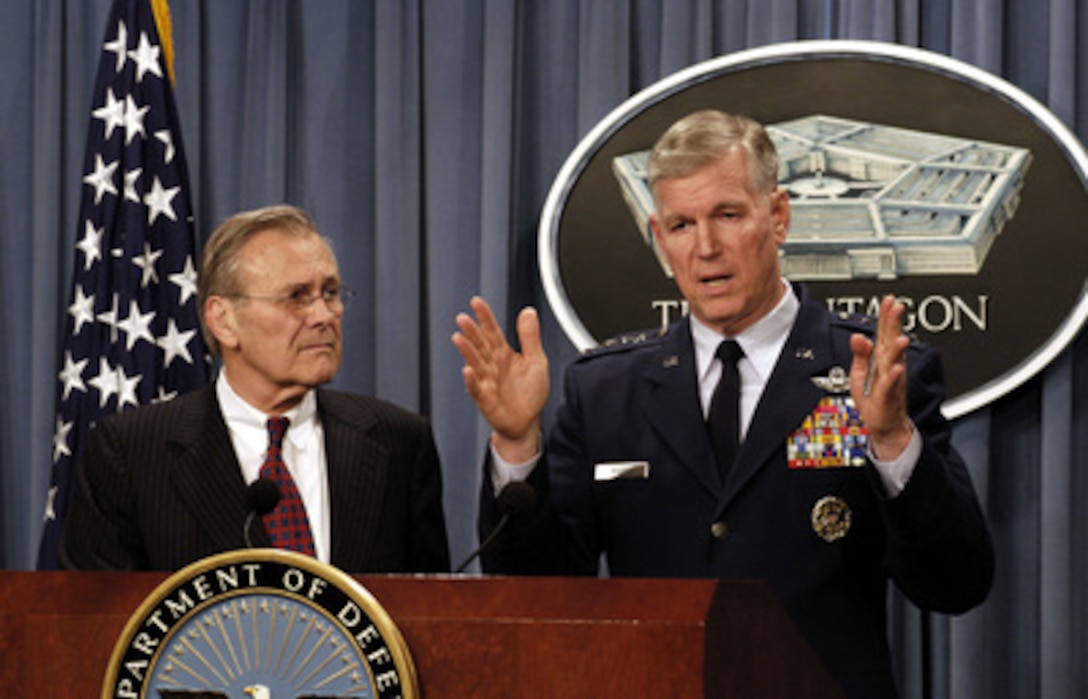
[830,310,878,336]
[579,327,667,359]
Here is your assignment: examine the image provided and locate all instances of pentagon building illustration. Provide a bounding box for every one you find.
[612,115,1032,280]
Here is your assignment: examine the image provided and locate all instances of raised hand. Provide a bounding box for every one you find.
[849,294,914,460]
[452,296,550,463]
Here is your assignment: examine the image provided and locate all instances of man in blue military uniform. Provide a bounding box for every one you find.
[452,110,993,699]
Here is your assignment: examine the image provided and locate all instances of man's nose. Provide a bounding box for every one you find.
[694,220,720,256]
[306,295,339,322]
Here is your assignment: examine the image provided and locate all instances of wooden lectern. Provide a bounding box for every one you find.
[0,571,843,697]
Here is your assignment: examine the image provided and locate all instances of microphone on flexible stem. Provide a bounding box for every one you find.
[454,481,536,574]
[243,478,281,548]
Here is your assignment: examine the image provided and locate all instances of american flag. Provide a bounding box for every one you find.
[36,0,208,568]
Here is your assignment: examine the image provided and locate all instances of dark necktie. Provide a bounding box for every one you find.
[259,417,316,556]
[708,340,744,484]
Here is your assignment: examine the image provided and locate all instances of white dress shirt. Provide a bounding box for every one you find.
[689,282,798,438]
[217,371,331,562]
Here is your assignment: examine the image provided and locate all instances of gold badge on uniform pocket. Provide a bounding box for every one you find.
[811,495,852,542]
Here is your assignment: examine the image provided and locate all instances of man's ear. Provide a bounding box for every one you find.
[770,188,791,245]
[205,296,240,351]
[649,214,678,278]
[649,214,663,247]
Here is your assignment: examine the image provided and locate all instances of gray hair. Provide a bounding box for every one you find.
[647,110,779,195]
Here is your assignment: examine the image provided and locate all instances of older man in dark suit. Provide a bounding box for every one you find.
[452,111,993,699]
[61,204,450,573]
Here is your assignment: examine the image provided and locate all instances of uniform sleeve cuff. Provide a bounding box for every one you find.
[868,422,921,498]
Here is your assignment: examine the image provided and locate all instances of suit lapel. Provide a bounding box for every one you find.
[320,390,387,571]
[642,319,722,495]
[164,386,388,566]
[166,385,262,550]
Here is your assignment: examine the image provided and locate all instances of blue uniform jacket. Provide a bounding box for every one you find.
[479,283,993,699]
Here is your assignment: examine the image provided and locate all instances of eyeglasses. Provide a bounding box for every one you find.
[230,286,355,315]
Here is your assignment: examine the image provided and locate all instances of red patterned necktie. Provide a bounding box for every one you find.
[259,417,316,556]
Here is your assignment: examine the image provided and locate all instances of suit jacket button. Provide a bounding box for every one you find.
[710,521,729,539]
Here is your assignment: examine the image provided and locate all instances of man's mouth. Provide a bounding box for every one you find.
[701,273,733,287]
[301,340,337,352]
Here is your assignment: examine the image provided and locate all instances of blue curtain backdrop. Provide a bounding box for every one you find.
[1,1,1085,697]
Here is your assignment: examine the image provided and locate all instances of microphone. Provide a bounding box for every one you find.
[454,481,536,574]
[243,478,281,548]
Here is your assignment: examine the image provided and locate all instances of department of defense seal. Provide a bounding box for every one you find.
[811,495,852,543]
[102,549,417,699]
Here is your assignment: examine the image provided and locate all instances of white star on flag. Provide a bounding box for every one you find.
[155,129,175,163]
[169,256,199,304]
[132,241,163,286]
[103,21,127,72]
[128,31,163,82]
[115,365,143,409]
[155,385,179,403]
[52,418,74,463]
[43,487,58,523]
[83,154,119,205]
[124,167,143,203]
[92,88,126,139]
[96,294,122,344]
[157,318,197,368]
[58,352,89,401]
[68,286,96,335]
[144,175,179,224]
[117,299,156,350]
[123,94,149,144]
[76,221,104,271]
[87,357,121,409]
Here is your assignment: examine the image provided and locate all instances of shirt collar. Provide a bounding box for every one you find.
[215,370,319,449]
[691,280,799,383]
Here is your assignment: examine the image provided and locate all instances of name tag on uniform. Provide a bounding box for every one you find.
[594,461,650,481]
[787,396,868,469]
